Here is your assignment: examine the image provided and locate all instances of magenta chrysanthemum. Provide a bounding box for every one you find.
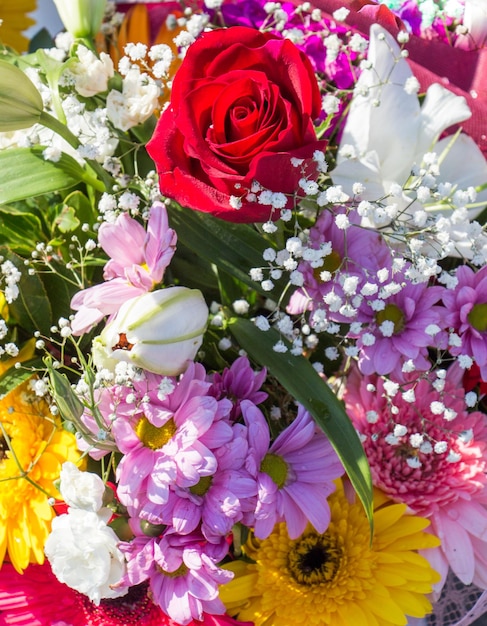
[443,264,487,379]
[344,364,487,592]
[241,400,344,539]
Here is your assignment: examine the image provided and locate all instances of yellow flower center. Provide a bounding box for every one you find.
[468,303,487,332]
[260,453,288,488]
[135,416,177,450]
[189,475,213,496]
[313,250,342,281]
[288,533,342,586]
[375,303,405,334]
[163,563,188,578]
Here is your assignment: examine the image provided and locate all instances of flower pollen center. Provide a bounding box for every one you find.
[260,452,288,488]
[288,533,342,586]
[135,416,177,450]
[468,303,487,332]
[375,303,405,334]
[313,250,342,281]
[189,475,213,496]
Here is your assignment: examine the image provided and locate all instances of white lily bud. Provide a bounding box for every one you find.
[53,0,107,39]
[92,287,208,375]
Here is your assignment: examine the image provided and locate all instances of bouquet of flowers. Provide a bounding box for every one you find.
[0,1,487,624]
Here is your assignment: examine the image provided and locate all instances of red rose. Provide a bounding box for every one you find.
[147,26,326,222]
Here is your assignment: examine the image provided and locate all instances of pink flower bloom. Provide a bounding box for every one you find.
[443,264,487,379]
[287,207,392,324]
[210,355,267,419]
[109,363,233,522]
[70,202,177,334]
[241,400,344,539]
[353,278,446,376]
[344,364,487,593]
[119,531,232,625]
[156,423,257,542]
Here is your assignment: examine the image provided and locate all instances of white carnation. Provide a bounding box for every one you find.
[45,508,127,604]
[59,462,106,512]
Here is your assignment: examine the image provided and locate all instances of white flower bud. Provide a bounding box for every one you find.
[92,287,208,376]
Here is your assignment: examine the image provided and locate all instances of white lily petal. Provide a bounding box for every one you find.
[417,83,472,157]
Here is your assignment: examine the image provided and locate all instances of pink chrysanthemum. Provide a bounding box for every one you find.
[107,363,233,521]
[287,207,392,324]
[241,400,344,539]
[155,422,257,543]
[344,364,487,593]
[443,264,487,379]
[70,201,177,334]
[354,278,446,376]
[119,531,232,625]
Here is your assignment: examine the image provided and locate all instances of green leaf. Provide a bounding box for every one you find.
[55,205,80,233]
[229,317,374,533]
[0,146,84,205]
[0,358,43,397]
[169,204,289,304]
[0,59,43,131]
[0,248,53,334]
[0,206,43,254]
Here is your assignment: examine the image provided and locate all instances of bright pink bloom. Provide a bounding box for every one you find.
[241,400,344,539]
[443,264,487,380]
[70,202,177,334]
[344,364,487,593]
[119,531,232,625]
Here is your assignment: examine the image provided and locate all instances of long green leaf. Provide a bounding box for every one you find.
[169,204,289,304]
[0,146,84,204]
[229,316,374,532]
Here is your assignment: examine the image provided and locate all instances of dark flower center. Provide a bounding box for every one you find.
[113,332,134,351]
[288,533,342,586]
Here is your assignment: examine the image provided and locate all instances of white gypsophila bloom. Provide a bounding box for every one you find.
[45,508,127,604]
[70,46,114,98]
[59,462,106,512]
[107,69,160,132]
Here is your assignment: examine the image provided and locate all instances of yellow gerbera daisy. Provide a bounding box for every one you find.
[220,480,441,626]
[0,0,36,52]
[0,374,81,573]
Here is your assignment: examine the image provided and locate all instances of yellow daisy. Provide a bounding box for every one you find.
[220,480,441,626]
[0,0,36,52]
[0,373,81,573]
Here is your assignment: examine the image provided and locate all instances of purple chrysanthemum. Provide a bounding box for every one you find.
[241,400,344,539]
[287,207,392,325]
[118,531,232,625]
[353,277,446,376]
[443,264,487,379]
[108,363,233,521]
